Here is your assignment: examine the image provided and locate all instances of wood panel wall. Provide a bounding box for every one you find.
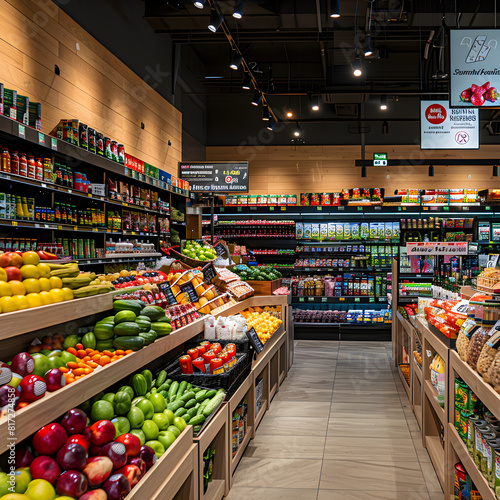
[0,0,181,174]
[206,144,500,194]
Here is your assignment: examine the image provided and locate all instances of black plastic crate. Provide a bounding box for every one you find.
[185,336,252,356]
[164,353,252,397]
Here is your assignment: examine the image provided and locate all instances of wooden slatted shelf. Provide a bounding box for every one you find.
[424,380,446,425]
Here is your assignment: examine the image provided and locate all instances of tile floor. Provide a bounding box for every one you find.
[226,340,443,500]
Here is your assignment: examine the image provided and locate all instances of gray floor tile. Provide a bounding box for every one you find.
[317,490,430,500]
[226,487,319,500]
[244,434,326,459]
[266,400,332,418]
[257,415,329,436]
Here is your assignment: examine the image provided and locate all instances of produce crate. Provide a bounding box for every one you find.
[165,353,252,397]
[245,278,282,296]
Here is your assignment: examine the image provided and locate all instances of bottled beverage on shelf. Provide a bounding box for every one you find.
[1,148,11,173]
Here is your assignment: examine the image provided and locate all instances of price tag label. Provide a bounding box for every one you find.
[123,202,128,207]
[18,124,25,139]
[57,225,62,230]
[398,207,402,211]
[369,297,375,303]
[374,206,381,211]
[281,206,286,211]
[220,207,225,212]
[10,108,16,119]
[357,206,363,211]
[38,132,45,145]
[237,207,242,212]
[131,231,136,235]
[74,226,78,230]
[106,229,111,233]
[308,297,314,302]
[443,206,449,211]
[402,206,407,211]
[68,189,72,194]
[423,206,428,211]
[269,206,274,211]
[317,206,322,211]
[339,297,345,301]
[321,297,327,303]
[486,206,491,211]
[299,297,304,302]
[87,193,92,198]
[338,206,344,211]
[11,221,18,226]
[51,137,57,150]
[462,206,469,211]
[354,297,360,302]
[93,228,98,232]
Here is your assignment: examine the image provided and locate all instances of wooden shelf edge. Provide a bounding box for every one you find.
[0,293,114,340]
[255,400,267,428]
[424,380,446,425]
[448,423,496,500]
[126,425,193,500]
[413,403,422,429]
[228,373,253,413]
[230,427,253,474]
[418,317,449,359]
[252,328,286,372]
[202,479,225,500]
[398,368,411,399]
[412,357,423,382]
[425,434,445,491]
[269,382,278,402]
[449,351,500,419]
[194,404,228,449]
[0,318,205,453]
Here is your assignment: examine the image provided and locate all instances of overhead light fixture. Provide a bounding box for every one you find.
[262,104,270,121]
[208,8,223,32]
[428,165,434,177]
[233,0,245,19]
[193,0,206,8]
[286,107,293,118]
[380,95,387,110]
[330,0,340,18]
[251,92,262,106]
[352,53,362,77]
[242,73,252,90]
[229,51,243,70]
[267,116,277,131]
[494,165,499,177]
[363,36,373,57]
[382,120,389,134]
[293,122,302,137]
[311,95,320,111]
[361,166,367,178]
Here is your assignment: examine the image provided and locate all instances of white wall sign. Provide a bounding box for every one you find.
[406,242,468,255]
[450,29,500,108]
[420,100,479,149]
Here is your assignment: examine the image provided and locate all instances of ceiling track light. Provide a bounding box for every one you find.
[286,107,293,118]
[208,8,223,33]
[494,165,499,177]
[251,92,262,106]
[229,51,243,70]
[242,73,252,90]
[382,120,389,135]
[380,95,387,110]
[330,0,340,18]
[262,104,270,121]
[361,166,367,178]
[293,122,302,137]
[233,0,245,19]
[311,95,320,111]
[267,116,277,131]
[352,53,363,77]
[193,0,206,8]
[428,165,434,177]
[363,35,373,57]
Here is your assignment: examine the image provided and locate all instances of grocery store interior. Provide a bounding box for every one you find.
[2,1,500,500]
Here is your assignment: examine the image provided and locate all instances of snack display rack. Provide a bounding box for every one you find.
[0,291,290,500]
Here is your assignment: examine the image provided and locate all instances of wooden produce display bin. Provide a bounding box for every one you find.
[227,372,255,489]
[254,364,269,430]
[246,278,282,295]
[194,404,230,500]
[127,426,196,500]
[411,324,423,430]
[418,317,449,493]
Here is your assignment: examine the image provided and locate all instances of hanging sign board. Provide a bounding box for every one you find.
[450,29,500,108]
[420,100,479,149]
[406,242,468,255]
[179,162,248,193]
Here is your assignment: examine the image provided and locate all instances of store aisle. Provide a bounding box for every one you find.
[226,340,442,500]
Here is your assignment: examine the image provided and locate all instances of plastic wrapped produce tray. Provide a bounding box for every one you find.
[165,353,252,397]
[185,336,252,355]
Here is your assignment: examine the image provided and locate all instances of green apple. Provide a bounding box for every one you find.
[145,440,165,458]
[130,429,146,445]
[131,396,146,406]
[24,478,56,500]
[30,354,50,378]
[136,399,154,420]
[157,430,177,451]
[60,351,77,365]
[112,416,131,438]
[101,393,116,404]
[148,393,165,413]
[90,400,115,422]
[152,413,170,431]
[0,472,10,496]
[167,425,181,438]
[47,356,65,370]
[9,373,23,389]
[142,420,159,441]
[163,409,175,425]
[6,469,31,494]
[127,406,145,429]
[173,417,187,432]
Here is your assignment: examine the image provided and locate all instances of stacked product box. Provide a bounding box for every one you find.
[296,221,400,241]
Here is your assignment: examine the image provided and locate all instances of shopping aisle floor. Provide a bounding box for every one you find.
[226,340,442,500]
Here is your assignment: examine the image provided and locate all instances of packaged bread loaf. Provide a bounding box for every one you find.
[466,328,490,371]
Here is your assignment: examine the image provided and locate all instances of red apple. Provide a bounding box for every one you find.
[0,253,10,267]
[56,442,88,471]
[61,408,88,435]
[84,425,93,441]
[102,473,130,500]
[33,422,68,456]
[115,433,141,456]
[30,455,61,484]
[139,445,157,469]
[0,364,13,386]
[11,352,35,377]
[127,457,146,479]
[66,434,90,453]
[4,265,22,280]
[44,368,66,392]
[6,252,24,268]
[100,441,127,469]
[0,385,19,410]
[90,420,116,446]
[18,374,47,402]
[116,464,142,487]
[90,443,103,456]
[15,444,35,468]
[78,489,108,500]
[82,456,114,487]
[56,470,88,498]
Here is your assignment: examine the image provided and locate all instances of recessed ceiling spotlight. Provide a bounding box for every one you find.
[380,95,387,110]
[286,108,293,118]
[233,0,245,19]
[311,95,320,111]
[230,51,243,70]
[242,73,252,90]
[352,53,362,77]
[267,116,277,131]
[262,104,270,121]
[208,9,223,32]
[293,122,302,137]
[193,0,205,8]
[251,92,262,106]
[330,0,340,18]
